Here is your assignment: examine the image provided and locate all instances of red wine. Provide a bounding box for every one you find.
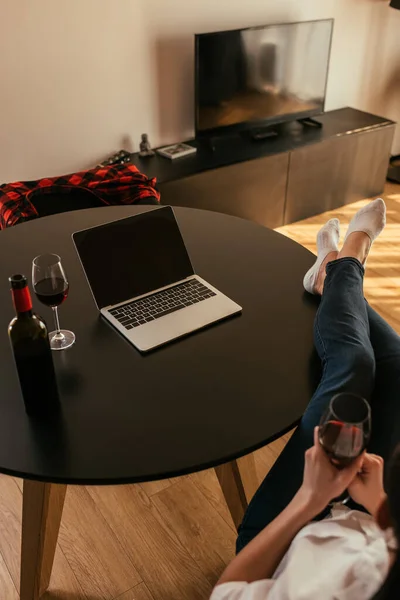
[319,420,365,468]
[34,277,69,307]
[8,274,59,415]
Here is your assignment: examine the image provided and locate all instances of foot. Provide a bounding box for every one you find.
[340,198,386,264]
[303,218,340,295]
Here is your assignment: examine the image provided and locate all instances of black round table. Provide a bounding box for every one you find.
[0,206,318,600]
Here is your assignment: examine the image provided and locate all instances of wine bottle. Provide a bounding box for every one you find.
[8,274,59,415]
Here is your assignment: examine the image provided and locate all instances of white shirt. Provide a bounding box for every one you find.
[211,506,397,600]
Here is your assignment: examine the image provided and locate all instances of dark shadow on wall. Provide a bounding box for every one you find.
[154,37,194,144]
[380,65,400,114]
[359,1,400,117]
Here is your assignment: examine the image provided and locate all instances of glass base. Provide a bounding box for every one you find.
[49,330,76,351]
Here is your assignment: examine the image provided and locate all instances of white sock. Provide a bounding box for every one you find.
[344,198,386,246]
[303,218,340,294]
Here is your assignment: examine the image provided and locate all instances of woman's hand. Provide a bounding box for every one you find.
[297,427,365,515]
[348,453,386,516]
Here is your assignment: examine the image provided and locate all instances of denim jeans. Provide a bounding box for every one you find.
[237,258,400,552]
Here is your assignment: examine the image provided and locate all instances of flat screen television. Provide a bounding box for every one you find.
[195,19,334,137]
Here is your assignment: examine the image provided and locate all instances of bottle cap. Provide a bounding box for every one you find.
[9,274,28,290]
[9,274,32,312]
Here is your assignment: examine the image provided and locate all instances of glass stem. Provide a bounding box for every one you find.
[52,307,64,340]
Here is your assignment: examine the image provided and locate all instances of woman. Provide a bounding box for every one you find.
[211,198,400,599]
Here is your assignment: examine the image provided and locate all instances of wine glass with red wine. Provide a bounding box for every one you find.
[319,392,371,503]
[32,254,75,351]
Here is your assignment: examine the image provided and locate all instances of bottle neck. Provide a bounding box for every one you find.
[12,286,33,316]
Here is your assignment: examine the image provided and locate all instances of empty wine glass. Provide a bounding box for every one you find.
[32,254,75,350]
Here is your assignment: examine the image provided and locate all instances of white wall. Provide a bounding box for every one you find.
[1,0,400,182]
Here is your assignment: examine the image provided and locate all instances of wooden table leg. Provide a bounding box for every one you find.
[237,453,259,504]
[215,453,259,529]
[214,461,247,530]
[20,480,67,600]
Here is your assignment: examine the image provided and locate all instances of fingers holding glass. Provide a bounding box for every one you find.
[318,393,371,504]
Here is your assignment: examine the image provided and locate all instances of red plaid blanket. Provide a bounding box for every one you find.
[0,164,160,229]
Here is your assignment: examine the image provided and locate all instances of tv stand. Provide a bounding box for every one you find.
[250,127,279,141]
[297,116,323,128]
[131,108,395,228]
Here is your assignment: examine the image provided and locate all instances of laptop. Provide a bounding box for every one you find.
[73,206,242,352]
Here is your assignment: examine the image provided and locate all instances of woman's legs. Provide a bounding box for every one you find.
[366,305,400,465]
[236,200,387,551]
[236,258,375,552]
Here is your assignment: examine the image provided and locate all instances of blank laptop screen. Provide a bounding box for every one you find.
[73,207,194,309]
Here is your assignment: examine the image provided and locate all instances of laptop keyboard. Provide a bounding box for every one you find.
[109,279,216,330]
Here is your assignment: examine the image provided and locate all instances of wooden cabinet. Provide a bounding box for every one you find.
[284,126,394,224]
[159,153,289,229]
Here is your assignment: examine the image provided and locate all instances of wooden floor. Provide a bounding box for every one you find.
[2,182,400,600]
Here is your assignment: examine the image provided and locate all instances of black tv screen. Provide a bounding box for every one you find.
[195,19,334,136]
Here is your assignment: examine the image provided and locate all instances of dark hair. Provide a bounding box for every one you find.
[371,445,400,599]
